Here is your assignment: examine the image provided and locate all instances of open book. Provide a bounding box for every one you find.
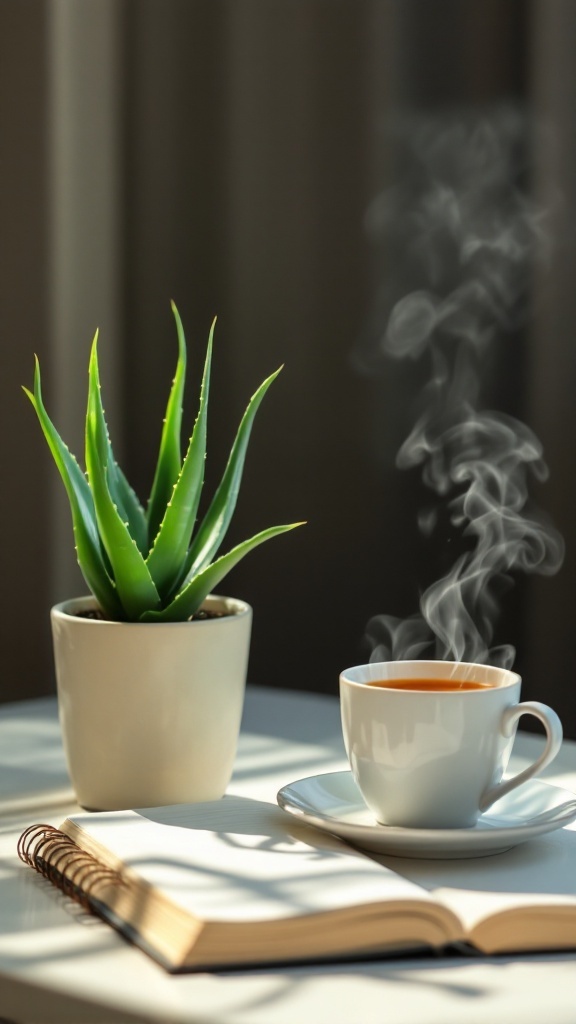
[18,796,576,972]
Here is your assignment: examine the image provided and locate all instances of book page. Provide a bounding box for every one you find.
[63,797,446,925]
[374,823,576,950]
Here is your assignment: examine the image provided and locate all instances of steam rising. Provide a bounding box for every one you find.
[364,109,564,668]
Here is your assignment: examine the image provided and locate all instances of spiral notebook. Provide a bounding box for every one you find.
[18,796,576,972]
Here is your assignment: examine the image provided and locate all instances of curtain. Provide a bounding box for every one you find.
[1,0,574,733]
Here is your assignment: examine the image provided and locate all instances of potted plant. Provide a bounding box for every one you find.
[24,302,302,811]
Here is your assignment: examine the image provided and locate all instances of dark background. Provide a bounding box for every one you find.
[1,1,574,734]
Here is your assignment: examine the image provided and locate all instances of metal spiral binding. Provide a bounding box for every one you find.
[18,823,124,911]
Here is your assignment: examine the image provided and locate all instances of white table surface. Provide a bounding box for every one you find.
[0,686,575,1024]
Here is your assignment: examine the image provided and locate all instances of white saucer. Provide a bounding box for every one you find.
[277,771,576,859]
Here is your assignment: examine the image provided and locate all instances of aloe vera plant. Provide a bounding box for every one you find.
[24,303,302,622]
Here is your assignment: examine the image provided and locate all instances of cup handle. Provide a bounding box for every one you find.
[479,701,563,812]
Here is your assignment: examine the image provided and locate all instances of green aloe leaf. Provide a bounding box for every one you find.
[175,366,283,594]
[140,522,304,623]
[108,463,148,556]
[85,331,148,556]
[146,301,188,545]
[23,360,123,619]
[86,337,161,620]
[145,319,214,597]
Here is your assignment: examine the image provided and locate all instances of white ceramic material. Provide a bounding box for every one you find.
[277,771,576,859]
[340,660,563,829]
[51,594,252,810]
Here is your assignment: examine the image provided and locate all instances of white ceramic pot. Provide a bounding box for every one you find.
[51,594,252,810]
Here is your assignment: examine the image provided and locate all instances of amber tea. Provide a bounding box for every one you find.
[367,678,496,692]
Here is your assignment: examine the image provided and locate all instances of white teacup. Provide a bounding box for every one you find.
[340,660,563,829]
